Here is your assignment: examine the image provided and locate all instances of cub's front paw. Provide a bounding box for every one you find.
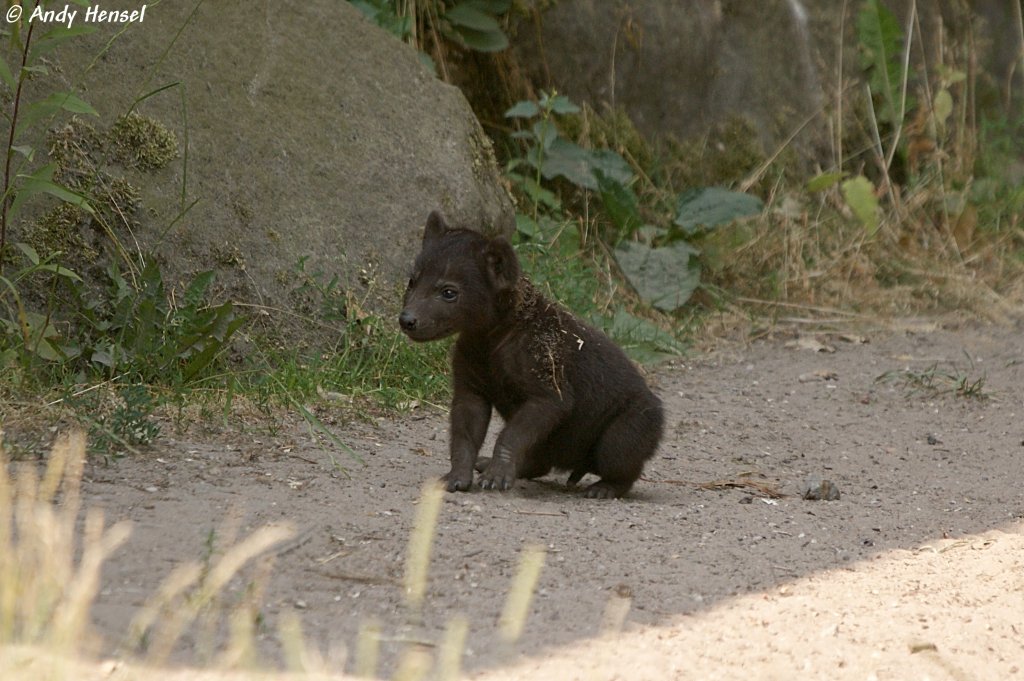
[441,470,474,492]
[478,459,515,491]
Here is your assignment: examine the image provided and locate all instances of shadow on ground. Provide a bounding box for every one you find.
[82,319,1024,677]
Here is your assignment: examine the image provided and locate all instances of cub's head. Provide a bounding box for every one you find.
[398,211,520,342]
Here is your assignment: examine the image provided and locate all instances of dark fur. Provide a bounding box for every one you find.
[399,212,663,498]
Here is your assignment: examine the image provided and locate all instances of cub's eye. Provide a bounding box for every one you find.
[407,277,415,289]
[440,287,458,301]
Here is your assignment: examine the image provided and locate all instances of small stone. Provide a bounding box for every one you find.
[801,477,840,501]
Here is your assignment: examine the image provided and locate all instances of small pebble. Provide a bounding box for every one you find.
[801,477,840,501]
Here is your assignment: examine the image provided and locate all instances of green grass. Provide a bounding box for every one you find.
[235,315,453,416]
[875,360,988,400]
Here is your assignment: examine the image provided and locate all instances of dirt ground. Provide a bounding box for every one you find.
[75,318,1023,680]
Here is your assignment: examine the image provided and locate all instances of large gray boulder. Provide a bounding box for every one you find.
[12,1,512,335]
[512,0,826,152]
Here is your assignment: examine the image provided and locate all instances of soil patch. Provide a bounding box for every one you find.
[80,320,1024,678]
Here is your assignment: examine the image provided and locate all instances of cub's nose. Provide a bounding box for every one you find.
[399,310,418,332]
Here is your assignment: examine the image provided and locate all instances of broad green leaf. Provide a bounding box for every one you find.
[541,140,633,190]
[514,213,563,241]
[451,25,508,52]
[857,0,904,126]
[806,171,846,193]
[547,95,580,115]
[602,309,686,364]
[508,173,560,210]
[445,4,502,32]
[516,213,542,239]
[614,240,701,313]
[841,175,879,235]
[505,100,540,119]
[596,171,641,236]
[531,119,558,150]
[184,270,216,307]
[21,311,64,361]
[673,187,763,234]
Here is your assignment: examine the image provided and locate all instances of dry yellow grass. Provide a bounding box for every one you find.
[0,432,548,681]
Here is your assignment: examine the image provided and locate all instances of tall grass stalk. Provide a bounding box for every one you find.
[498,544,546,646]
[403,481,444,615]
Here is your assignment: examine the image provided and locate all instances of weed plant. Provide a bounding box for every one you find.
[0,434,548,680]
[493,1,1023,333]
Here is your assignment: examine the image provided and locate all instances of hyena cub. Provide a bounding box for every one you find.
[399,212,663,498]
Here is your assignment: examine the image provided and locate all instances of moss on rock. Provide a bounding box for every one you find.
[109,112,179,170]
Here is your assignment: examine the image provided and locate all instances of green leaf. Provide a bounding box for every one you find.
[0,55,15,91]
[34,262,82,282]
[547,95,581,115]
[840,175,880,235]
[14,242,41,266]
[514,213,563,241]
[16,92,98,136]
[806,171,846,193]
[515,214,543,240]
[596,171,642,237]
[541,140,633,190]
[857,0,904,126]
[184,270,216,308]
[26,92,98,117]
[416,50,437,73]
[445,4,502,32]
[11,145,34,161]
[21,312,64,361]
[531,120,558,150]
[451,25,509,52]
[31,25,97,58]
[932,89,953,131]
[508,173,560,210]
[505,100,540,119]
[9,166,95,220]
[602,309,686,364]
[673,187,763,234]
[614,240,701,313]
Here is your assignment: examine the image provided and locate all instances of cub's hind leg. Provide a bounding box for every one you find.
[584,400,663,499]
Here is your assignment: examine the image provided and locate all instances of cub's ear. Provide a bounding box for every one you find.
[423,211,449,244]
[483,236,520,292]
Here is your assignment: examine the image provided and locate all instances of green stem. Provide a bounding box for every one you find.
[0,2,40,273]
